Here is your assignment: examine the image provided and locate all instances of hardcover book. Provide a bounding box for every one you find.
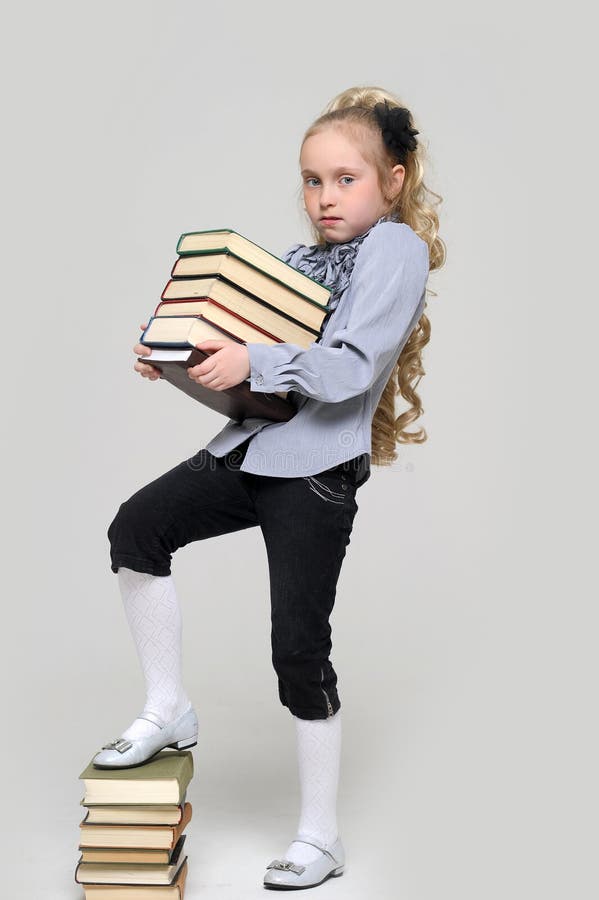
[79,803,192,850]
[82,802,187,827]
[80,845,177,864]
[154,299,282,345]
[171,253,328,333]
[77,859,187,899]
[161,276,319,343]
[76,836,187,884]
[79,751,193,806]
[176,228,330,306]
[140,315,244,349]
[139,345,295,423]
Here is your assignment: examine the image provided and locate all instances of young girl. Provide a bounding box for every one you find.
[93,85,444,890]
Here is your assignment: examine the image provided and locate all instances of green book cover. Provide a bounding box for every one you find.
[79,751,193,805]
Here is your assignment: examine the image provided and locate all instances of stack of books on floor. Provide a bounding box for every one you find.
[138,228,333,422]
[75,751,194,899]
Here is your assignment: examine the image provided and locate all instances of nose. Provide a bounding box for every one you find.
[319,182,336,208]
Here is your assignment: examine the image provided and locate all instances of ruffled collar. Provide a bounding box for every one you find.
[283,217,387,312]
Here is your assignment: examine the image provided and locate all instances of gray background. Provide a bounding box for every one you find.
[1,2,594,899]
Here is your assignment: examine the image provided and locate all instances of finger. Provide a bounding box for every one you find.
[199,377,223,390]
[191,370,220,387]
[134,335,152,353]
[135,360,158,375]
[190,373,213,386]
[187,361,215,378]
[195,340,230,351]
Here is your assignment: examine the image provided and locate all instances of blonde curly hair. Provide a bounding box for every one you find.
[301,86,446,465]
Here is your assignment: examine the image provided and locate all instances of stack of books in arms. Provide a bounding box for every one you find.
[75,751,193,899]
[138,229,332,422]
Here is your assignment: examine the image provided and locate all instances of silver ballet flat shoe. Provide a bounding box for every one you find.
[92,707,198,769]
[263,835,345,890]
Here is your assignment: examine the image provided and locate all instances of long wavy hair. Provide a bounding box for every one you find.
[301,86,446,465]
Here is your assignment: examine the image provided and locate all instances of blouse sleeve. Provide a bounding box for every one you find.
[245,222,429,404]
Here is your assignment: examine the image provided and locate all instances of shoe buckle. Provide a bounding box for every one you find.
[266,859,306,875]
[102,738,133,753]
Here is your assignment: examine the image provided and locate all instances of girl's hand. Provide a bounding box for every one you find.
[133,323,162,381]
[187,340,251,390]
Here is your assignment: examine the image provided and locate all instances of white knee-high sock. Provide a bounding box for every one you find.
[284,710,342,865]
[116,567,191,741]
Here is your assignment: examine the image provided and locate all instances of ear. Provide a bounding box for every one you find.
[388,164,405,201]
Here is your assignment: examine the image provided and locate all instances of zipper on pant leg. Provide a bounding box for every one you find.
[320,666,334,718]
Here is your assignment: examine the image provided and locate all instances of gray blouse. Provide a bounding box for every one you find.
[203,220,430,486]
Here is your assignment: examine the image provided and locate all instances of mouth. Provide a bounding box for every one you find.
[320,217,341,224]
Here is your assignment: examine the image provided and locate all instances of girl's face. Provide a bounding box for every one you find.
[300,126,404,244]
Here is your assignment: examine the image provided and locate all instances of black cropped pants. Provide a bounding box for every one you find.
[107,440,364,720]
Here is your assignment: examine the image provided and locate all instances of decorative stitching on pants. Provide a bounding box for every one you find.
[303,476,346,504]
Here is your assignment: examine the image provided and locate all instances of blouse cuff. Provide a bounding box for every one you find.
[247,342,285,392]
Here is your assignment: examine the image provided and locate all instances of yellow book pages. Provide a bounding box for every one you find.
[171,254,327,333]
[80,803,192,849]
[162,277,319,346]
[155,301,280,346]
[176,228,331,306]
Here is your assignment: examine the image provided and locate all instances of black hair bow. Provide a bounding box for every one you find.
[373,101,419,163]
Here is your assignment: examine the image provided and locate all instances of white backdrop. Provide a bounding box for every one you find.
[1,2,594,899]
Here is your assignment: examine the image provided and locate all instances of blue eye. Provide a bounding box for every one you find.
[305,177,320,187]
[340,176,354,184]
